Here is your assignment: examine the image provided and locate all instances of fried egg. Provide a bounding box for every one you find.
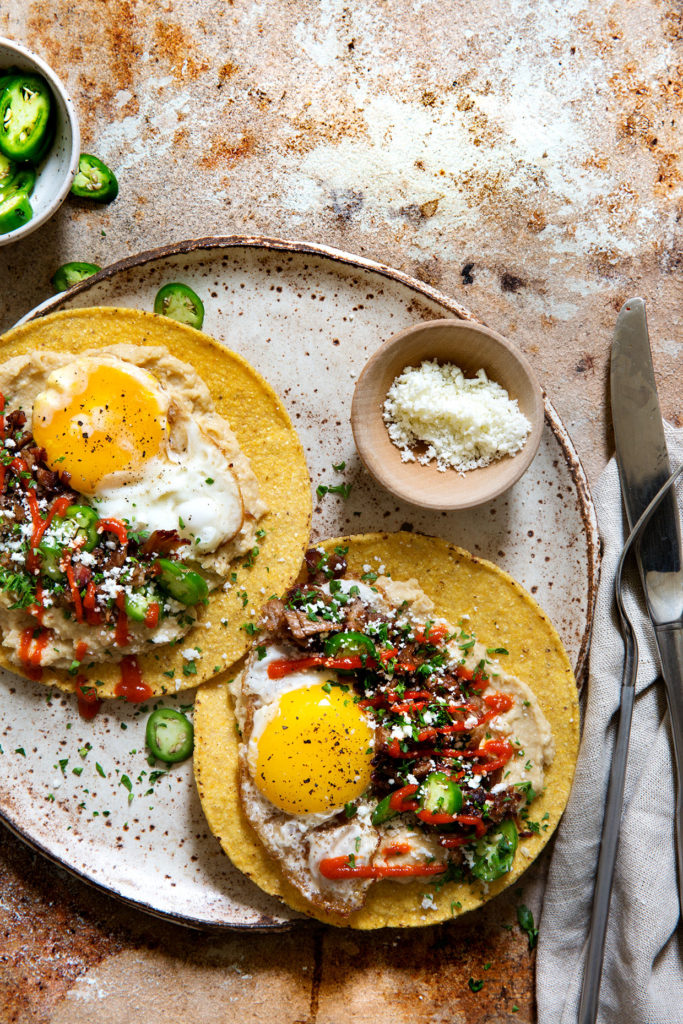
[235,643,380,911]
[32,356,243,554]
[236,638,454,915]
[245,647,375,816]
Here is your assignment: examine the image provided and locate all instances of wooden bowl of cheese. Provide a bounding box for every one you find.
[351,319,544,510]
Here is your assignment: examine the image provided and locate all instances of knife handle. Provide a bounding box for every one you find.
[654,624,683,916]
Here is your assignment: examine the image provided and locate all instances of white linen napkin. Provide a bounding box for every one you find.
[536,423,683,1024]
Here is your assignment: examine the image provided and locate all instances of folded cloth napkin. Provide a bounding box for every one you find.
[536,423,683,1024]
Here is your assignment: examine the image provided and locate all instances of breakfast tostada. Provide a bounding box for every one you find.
[194,531,579,928]
[0,307,311,702]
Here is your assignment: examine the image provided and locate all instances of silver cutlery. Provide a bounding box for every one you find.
[578,295,683,1023]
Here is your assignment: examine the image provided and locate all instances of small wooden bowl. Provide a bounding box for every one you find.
[351,319,544,511]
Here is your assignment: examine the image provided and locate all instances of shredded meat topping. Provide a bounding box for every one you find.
[251,550,533,865]
[0,411,191,624]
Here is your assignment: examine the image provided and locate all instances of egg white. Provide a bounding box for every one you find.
[35,355,244,556]
[95,412,243,554]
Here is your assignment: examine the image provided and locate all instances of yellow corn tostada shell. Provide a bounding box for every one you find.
[193,531,579,928]
[0,307,312,698]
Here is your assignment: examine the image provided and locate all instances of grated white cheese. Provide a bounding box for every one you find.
[181,647,202,661]
[382,359,531,473]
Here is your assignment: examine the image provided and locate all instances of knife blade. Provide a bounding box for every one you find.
[611,297,683,622]
[610,296,683,900]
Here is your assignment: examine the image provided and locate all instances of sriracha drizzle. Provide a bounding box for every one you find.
[115,655,153,702]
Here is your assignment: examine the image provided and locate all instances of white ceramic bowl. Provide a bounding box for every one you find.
[0,37,80,247]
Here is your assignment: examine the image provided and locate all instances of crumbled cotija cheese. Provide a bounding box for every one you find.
[382,359,531,472]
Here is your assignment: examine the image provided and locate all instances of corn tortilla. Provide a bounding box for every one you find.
[194,531,579,928]
[0,307,312,697]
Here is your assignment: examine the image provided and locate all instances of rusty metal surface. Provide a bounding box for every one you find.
[0,0,680,1020]
[0,823,540,1024]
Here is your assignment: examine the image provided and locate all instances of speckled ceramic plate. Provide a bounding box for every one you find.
[0,237,599,929]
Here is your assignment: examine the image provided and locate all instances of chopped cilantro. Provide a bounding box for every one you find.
[517,904,539,950]
[515,780,536,802]
[243,546,259,568]
[0,569,36,609]
[468,978,484,993]
[317,482,352,499]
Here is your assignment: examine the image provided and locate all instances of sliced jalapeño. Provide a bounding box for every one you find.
[145,708,194,763]
[0,73,53,162]
[471,820,518,881]
[51,262,101,292]
[70,153,119,203]
[419,771,463,816]
[324,631,378,660]
[154,283,205,329]
[156,558,208,606]
[0,189,32,233]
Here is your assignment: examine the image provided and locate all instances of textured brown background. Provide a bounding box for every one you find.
[0,1,681,1021]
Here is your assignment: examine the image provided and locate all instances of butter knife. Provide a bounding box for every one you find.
[610,296,683,906]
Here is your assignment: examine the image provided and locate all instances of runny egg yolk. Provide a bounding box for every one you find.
[254,684,374,815]
[32,360,167,494]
